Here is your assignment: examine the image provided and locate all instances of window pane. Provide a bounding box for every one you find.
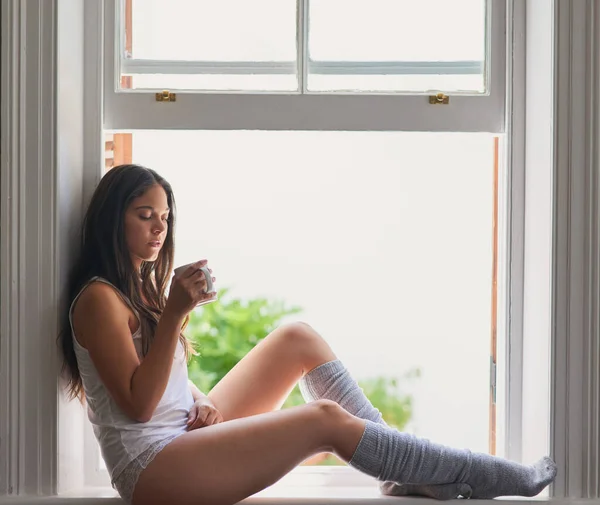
[110,130,498,456]
[308,0,486,92]
[129,0,296,61]
[122,0,297,91]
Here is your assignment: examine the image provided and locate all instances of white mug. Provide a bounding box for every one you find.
[173,263,217,306]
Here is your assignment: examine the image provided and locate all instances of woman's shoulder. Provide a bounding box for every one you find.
[71,279,135,343]
[71,277,141,347]
[74,277,135,311]
[77,278,122,305]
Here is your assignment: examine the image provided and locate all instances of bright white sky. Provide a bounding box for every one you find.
[124,0,494,455]
[131,131,496,454]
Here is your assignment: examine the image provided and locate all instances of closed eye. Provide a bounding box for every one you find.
[139,214,168,222]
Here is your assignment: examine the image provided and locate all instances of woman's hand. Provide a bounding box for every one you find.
[166,260,216,319]
[186,397,224,431]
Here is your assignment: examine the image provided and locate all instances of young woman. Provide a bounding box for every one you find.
[58,164,557,505]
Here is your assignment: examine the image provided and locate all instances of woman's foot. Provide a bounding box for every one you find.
[468,455,557,499]
[379,481,473,500]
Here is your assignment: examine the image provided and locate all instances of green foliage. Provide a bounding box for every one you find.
[186,287,303,392]
[185,287,419,466]
[355,372,420,430]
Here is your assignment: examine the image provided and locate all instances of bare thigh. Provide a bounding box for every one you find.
[132,400,366,505]
[208,322,337,420]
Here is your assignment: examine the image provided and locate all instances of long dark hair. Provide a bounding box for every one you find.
[58,164,195,401]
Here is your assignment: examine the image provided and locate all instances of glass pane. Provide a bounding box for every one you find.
[308,0,486,92]
[129,0,296,61]
[105,130,499,459]
[122,0,297,91]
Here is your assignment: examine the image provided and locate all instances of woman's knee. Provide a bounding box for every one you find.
[276,322,335,369]
[311,398,342,412]
[306,399,361,456]
[308,399,347,434]
[279,321,316,341]
[275,321,316,351]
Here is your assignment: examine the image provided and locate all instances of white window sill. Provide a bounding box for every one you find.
[0,485,595,505]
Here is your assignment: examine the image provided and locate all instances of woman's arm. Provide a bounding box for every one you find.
[128,307,185,421]
[74,282,185,422]
[74,263,209,422]
[189,380,208,402]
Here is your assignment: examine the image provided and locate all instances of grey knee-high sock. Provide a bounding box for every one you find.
[299,360,472,499]
[299,359,385,424]
[299,360,473,499]
[299,360,557,499]
[349,420,557,499]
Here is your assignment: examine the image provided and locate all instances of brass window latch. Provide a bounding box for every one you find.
[429,92,449,105]
[156,90,176,102]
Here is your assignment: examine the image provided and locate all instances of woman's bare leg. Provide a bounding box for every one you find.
[133,393,556,505]
[132,400,365,505]
[208,322,336,420]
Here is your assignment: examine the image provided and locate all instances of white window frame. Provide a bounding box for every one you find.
[92,0,508,490]
[103,0,506,133]
[2,0,600,501]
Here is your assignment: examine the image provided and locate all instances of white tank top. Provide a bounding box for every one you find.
[70,277,194,483]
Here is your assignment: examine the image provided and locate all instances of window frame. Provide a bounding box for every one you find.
[103,0,507,133]
[90,0,506,490]
[3,0,600,499]
[88,0,509,489]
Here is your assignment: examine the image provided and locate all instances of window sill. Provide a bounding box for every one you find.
[0,485,594,505]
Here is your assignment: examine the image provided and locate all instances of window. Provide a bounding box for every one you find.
[133,132,502,454]
[89,129,505,488]
[119,0,487,94]
[102,0,506,132]
[4,0,600,499]
[7,0,599,499]
[79,0,512,489]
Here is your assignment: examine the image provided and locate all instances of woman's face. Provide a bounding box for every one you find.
[124,184,170,270]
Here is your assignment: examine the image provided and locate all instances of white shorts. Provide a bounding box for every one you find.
[112,433,184,504]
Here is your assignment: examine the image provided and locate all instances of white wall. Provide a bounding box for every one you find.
[56,0,86,493]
